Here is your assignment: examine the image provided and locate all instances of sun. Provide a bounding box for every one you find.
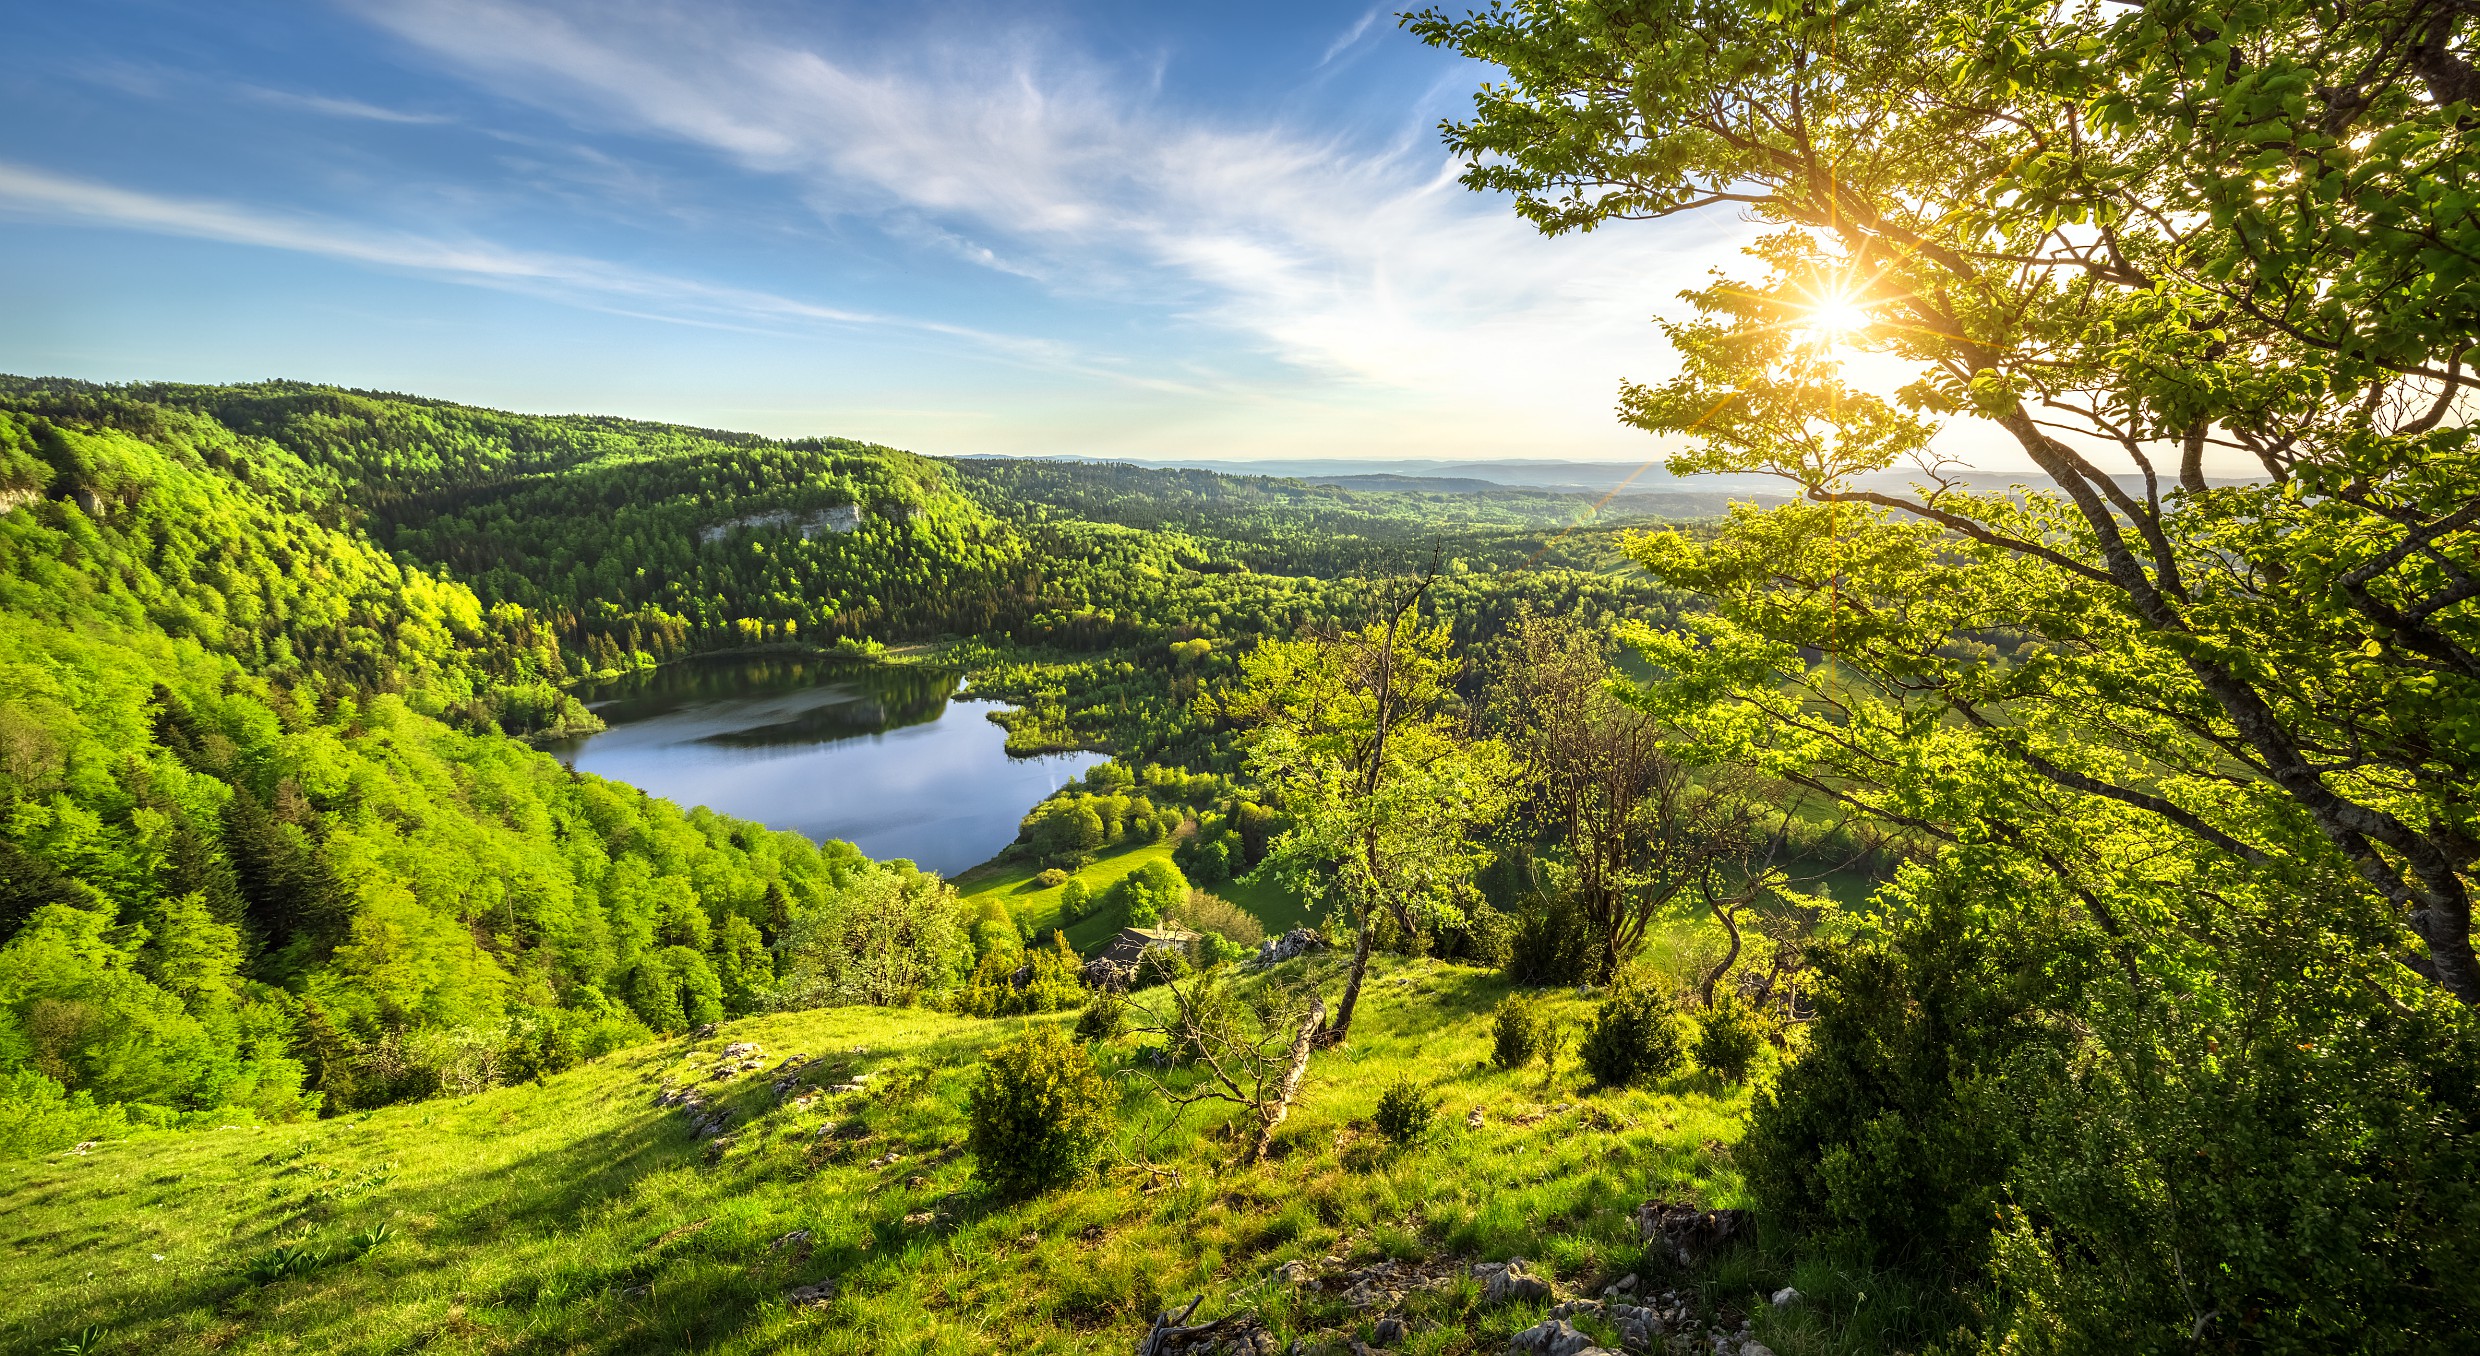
[1795,295,1872,351]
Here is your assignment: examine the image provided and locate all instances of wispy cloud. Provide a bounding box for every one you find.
[1319,9,1382,67]
[353,0,1751,453]
[0,159,1198,387]
[238,86,456,125]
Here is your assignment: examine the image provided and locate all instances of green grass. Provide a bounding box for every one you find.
[0,956,1800,1356]
[955,840,1314,952]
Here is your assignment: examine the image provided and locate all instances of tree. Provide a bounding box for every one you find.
[773,862,964,1008]
[1488,606,1769,983]
[1412,0,2480,1002]
[1224,577,1513,1044]
[1108,859,1189,930]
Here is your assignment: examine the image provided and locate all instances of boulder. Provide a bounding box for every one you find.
[1634,1201,1756,1267]
[1474,1258,1554,1305]
[1255,928,1328,967]
[1769,1286,1800,1307]
[1507,1319,1613,1356]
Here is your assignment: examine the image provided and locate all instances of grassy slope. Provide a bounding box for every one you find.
[955,841,1316,951]
[2,957,1797,1356]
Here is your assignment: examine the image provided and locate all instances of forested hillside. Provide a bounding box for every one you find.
[0,379,1697,1151]
[0,392,970,1150]
[0,379,1031,668]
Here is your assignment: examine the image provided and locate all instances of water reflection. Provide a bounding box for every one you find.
[548,655,1104,875]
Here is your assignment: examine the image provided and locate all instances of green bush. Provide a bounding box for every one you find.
[1490,993,1551,1070]
[1577,977,1684,1088]
[1073,990,1126,1043]
[1058,878,1092,922]
[955,934,1087,1018]
[0,1068,129,1160]
[1372,1077,1436,1147]
[1036,868,1070,889]
[1505,891,1593,985]
[1746,882,2480,1349]
[966,1026,1117,1196]
[1692,993,1767,1082]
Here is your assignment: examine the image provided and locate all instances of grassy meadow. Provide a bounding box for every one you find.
[955,839,1317,951]
[0,955,1853,1356]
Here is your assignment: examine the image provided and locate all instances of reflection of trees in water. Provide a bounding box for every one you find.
[579,657,962,746]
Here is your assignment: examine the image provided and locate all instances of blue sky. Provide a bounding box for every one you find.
[0,1,1766,461]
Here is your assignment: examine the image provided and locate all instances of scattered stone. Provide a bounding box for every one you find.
[867,1150,904,1168]
[1508,1319,1606,1356]
[1740,1345,1777,1356]
[771,1229,811,1250]
[785,1281,837,1307]
[1769,1286,1800,1308]
[1635,1201,1756,1268]
[1255,928,1329,967]
[903,1211,938,1227]
[691,1022,720,1039]
[1275,1260,1315,1286]
[1474,1258,1554,1305]
[1370,1316,1409,1346]
[620,1284,653,1299]
[723,1042,763,1060]
[1466,1109,1486,1131]
[1602,1274,1639,1297]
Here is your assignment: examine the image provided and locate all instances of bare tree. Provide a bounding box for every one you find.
[1123,960,1326,1165]
[1489,607,1766,983]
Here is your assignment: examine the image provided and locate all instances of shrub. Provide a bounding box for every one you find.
[1372,1078,1436,1146]
[1491,993,1551,1070]
[1182,889,1266,947]
[1693,993,1767,1082]
[955,934,1087,1018]
[1440,899,1517,969]
[1197,932,1248,969]
[0,1068,128,1160]
[1036,868,1069,889]
[1578,977,1685,1088]
[1058,878,1092,922]
[1505,891,1593,985]
[966,1026,1117,1196]
[1074,989,1127,1043]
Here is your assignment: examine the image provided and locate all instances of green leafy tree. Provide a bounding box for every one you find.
[1411,0,2480,1002]
[1226,582,1514,1045]
[1107,859,1188,930]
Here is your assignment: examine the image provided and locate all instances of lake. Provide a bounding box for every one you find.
[546,655,1105,876]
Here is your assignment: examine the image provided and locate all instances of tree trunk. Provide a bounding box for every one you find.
[1700,901,1742,1008]
[1251,995,1324,1163]
[1323,912,1376,1047]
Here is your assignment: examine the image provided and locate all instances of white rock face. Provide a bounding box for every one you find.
[699,504,863,544]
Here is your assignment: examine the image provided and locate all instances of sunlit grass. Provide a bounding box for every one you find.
[2,957,1791,1355]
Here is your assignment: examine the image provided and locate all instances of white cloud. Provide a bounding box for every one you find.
[0,159,1177,383]
[237,87,457,125]
[1319,9,1383,67]
[353,0,1755,457]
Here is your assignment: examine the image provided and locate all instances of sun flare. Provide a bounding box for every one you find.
[1796,295,1872,351]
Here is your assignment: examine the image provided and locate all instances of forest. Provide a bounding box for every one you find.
[8,0,2480,1350]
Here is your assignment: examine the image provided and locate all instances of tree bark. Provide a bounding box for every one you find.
[1323,912,1375,1046]
[1251,995,1325,1163]
[1700,900,1742,1008]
